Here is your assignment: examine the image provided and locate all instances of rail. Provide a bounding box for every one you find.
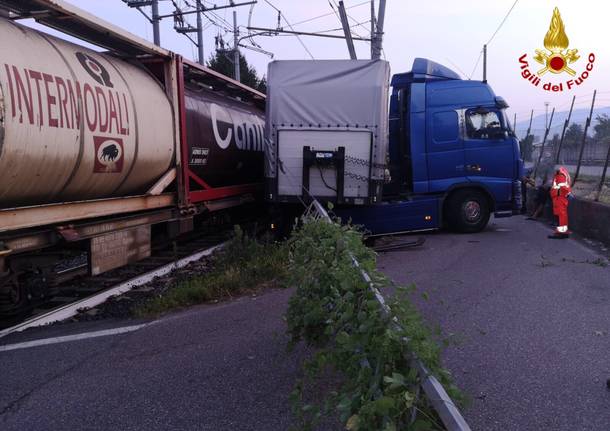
[305,198,471,431]
[0,240,227,338]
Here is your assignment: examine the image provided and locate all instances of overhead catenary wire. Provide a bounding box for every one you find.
[330,0,369,38]
[313,20,371,35]
[468,50,483,79]
[444,57,468,79]
[328,0,363,39]
[264,0,315,59]
[469,0,519,79]
[485,0,519,46]
[290,1,369,27]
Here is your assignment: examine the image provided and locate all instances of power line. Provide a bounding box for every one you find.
[468,49,483,79]
[468,0,519,80]
[313,20,371,35]
[486,0,519,45]
[444,57,468,78]
[290,1,368,27]
[328,0,362,39]
[264,0,315,59]
[327,0,343,30]
[205,5,233,28]
[330,0,369,38]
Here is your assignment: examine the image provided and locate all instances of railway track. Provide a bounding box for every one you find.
[0,232,231,338]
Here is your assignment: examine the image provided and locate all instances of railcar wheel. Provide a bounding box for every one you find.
[0,274,30,322]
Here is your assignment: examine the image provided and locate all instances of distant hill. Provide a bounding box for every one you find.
[514,106,610,142]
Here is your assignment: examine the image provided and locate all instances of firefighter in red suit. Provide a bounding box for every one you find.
[548,166,572,239]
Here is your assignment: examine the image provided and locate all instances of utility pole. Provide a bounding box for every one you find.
[338,1,357,59]
[133,1,256,65]
[370,1,375,59]
[482,44,487,82]
[174,1,205,65]
[233,11,240,82]
[371,0,386,60]
[152,0,160,45]
[545,102,549,128]
[123,0,161,46]
[196,0,204,65]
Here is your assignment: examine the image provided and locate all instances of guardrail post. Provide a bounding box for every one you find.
[533,107,555,179]
[573,90,596,186]
[595,140,610,202]
[555,95,575,164]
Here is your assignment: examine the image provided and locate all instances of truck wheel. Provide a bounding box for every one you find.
[445,189,490,233]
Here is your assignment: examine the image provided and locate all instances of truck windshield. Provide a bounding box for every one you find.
[503,111,516,136]
[465,108,506,140]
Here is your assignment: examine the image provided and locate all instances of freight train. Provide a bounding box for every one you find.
[0,1,265,317]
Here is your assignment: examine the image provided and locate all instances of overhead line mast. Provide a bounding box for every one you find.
[338,1,357,59]
[123,0,257,66]
[371,0,386,60]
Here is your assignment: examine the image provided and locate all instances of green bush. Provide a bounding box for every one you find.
[286,218,461,431]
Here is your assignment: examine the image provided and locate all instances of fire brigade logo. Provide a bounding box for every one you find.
[518,7,595,92]
[534,7,579,76]
[94,136,124,173]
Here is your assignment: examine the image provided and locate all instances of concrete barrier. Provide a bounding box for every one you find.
[525,186,610,245]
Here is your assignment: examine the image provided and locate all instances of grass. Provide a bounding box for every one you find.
[136,226,289,316]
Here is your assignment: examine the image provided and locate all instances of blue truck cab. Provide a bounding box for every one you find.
[336,58,523,234]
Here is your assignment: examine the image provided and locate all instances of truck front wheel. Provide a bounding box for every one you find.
[445,189,491,233]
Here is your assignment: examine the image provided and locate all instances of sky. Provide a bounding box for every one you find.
[20,0,610,128]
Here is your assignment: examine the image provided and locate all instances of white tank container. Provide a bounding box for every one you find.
[0,18,174,207]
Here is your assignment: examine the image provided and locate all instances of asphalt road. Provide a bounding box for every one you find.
[378,216,610,431]
[1,216,608,431]
[0,290,318,431]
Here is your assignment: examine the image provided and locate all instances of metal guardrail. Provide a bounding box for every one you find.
[307,199,471,431]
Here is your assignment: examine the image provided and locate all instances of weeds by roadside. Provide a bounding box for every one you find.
[286,217,462,431]
[135,226,289,316]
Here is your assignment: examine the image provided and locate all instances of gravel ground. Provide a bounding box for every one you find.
[72,256,214,322]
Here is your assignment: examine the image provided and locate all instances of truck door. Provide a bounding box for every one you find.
[462,107,514,200]
[425,108,465,193]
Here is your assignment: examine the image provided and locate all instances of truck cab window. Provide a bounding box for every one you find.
[465,109,505,140]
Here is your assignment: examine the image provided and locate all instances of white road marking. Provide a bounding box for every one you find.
[0,323,152,353]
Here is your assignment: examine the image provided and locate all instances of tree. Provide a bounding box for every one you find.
[593,114,610,141]
[548,133,560,153]
[207,50,266,93]
[520,134,535,162]
[564,122,583,148]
